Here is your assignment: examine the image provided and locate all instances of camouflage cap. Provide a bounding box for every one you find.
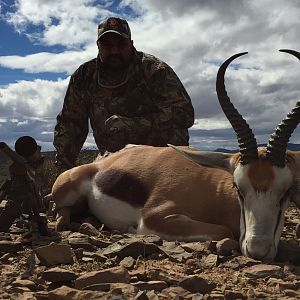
[97,17,131,40]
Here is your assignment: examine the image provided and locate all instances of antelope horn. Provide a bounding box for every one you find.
[266,49,300,167]
[216,52,258,164]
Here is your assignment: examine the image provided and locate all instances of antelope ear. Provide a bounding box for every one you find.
[168,144,235,174]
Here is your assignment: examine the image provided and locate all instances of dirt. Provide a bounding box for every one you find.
[0,205,299,300]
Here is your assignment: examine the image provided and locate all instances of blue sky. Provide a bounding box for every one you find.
[1,0,300,152]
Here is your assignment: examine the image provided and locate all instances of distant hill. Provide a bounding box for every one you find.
[214,143,300,153]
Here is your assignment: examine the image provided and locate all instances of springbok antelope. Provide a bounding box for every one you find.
[52,49,300,261]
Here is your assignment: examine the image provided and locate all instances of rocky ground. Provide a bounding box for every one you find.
[0,205,299,300]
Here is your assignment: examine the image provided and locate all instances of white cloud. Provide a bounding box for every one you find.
[0,46,96,74]
[0,78,69,117]
[4,0,112,47]
[1,0,300,150]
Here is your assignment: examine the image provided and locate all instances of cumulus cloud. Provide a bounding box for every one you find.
[4,0,111,48]
[1,0,300,151]
[0,77,96,150]
[0,78,69,117]
[0,46,96,74]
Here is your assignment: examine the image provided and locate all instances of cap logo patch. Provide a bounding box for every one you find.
[108,18,118,29]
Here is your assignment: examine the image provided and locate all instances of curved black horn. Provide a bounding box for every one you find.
[266,49,300,167]
[216,52,258,164]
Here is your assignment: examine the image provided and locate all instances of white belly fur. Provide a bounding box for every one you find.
[88,180,142,232]
[137,219,211,242]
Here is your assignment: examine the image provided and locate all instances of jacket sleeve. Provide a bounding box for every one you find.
[147,63,194,130]
[125,62,194,135]
[53,73,89,167]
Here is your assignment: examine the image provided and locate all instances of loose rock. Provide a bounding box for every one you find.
[179,275,216,294]
[243,264,283,279]
[0,241,23,253]
[34,242,74,266]
[132,280,168,291]
[67,232,96,251]
[216,238,240,256]
[75,266,130,289]
[11,279,36,292]
[202,253,218,268]
[79,223,99,236]
[41,267,77,283]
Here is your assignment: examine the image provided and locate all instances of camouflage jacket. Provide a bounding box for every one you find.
[54,49,194,167]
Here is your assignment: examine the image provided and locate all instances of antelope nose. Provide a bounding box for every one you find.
[246,237,272,260]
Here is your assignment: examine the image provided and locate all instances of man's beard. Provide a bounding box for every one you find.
[103,54,130,71]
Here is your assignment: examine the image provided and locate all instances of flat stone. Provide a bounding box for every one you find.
[129,268,148,282]
[254,290,275,298]
[268,278,300,290]
[81,216,104,230]
[75,266,130,289]
[0,253,12,262]
[145,268,178,285]
[120,256,135,269]
[179,275,216,294]
[125,234,163,245]
[11,279,36,291]
[47,285,107,299]
[224,289,247,299]
[9,286,31,293]
[100,238,164,259]
[41,267,77,282]
[134,290,149,300]
[207,292,225,299]
[79,223,99,236]
[89,236,111,248]
[82,251,94,257]
[0,232,11,240]
[180,241,211,253]
[67,232,96,251]
[82,283,111,292]
[285,289,300,297]
[243,264,283,279]
[88,252,107,262]
[161,286,197,299]
[34,242,74,266]
[110,283,139,298]
[160,241,193,262]
[82,257,94,262]
[222,256,261,269]
[202,253,218,268]
[0,241,23,253]
[216,238,240,256]
[132,280,168,291]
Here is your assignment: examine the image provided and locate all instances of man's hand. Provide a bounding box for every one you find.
[104,115,132,134]
[104,115,134,152]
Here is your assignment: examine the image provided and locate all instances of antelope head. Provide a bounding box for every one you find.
[170,49,300,261]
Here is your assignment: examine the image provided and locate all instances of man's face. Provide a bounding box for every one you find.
[98,33,133,70]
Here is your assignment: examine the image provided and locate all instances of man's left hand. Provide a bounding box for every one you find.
[105,115,132,134]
